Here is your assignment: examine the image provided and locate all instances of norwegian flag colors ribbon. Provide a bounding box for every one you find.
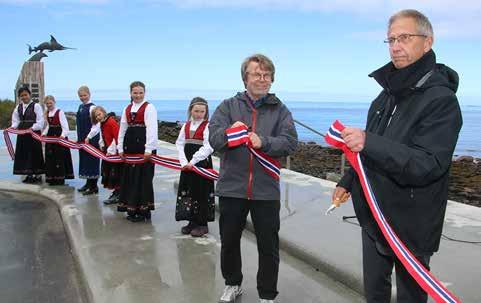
[3,128,219,181]
[225,125,280,180]
[325,120,460,303]
[226,125,250,147]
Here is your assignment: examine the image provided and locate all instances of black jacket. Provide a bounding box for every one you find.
[338,50,463,254]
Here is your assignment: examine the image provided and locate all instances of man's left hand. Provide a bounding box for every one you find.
[341,127,366,152]
[248,132,262,149]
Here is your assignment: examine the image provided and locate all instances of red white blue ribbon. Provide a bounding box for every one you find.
[225,125,280,180]
[325,120,460,303]
[226,125,250,147]
[3,128,219,181]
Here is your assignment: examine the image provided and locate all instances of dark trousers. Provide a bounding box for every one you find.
[219,196,280,300]
[362,229,431,303]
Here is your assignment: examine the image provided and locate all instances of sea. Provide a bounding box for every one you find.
[17,99,481,158]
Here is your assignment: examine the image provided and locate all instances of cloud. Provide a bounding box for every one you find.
[162,0,481,14]
[160,0,382,13]
[160,0,481,38]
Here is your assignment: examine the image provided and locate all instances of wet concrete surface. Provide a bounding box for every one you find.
[0,144,363,303]
[0,190,88,303]
[0,138,480,302]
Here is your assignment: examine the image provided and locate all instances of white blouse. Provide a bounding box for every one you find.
[42,108,70,137]
[11,102,44,131]
[117,100,158,154]
[175,119,214,167]
[84,101,101,140]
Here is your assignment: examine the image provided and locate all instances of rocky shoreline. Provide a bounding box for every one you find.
[158,121,480,207]
[64,117,481,207]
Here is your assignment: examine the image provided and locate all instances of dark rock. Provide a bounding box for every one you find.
[455,155,474,162]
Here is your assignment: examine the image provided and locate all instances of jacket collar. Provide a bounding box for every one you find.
[236,91,280,109]
[369,49,436,97]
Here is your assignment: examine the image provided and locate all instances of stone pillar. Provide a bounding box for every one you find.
[15,61,45,107]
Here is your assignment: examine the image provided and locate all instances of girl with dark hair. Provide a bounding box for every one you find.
[42,95,74,185]
[117,81,158,222]
[11,86,45,183]
[175,97,215,237]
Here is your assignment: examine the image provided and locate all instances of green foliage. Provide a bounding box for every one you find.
[0,99,15,129]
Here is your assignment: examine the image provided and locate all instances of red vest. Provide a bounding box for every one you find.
[126,102,149,125]
[185,120,208,140]
[47,109,61,126]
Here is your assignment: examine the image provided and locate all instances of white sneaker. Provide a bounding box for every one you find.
[260,300,274,303]
[219,285,243,302]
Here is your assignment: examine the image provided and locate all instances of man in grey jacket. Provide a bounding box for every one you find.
[209,54,298,303]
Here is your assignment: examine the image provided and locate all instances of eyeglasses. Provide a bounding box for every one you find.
[247,72,273,81]
[384,34,427,45]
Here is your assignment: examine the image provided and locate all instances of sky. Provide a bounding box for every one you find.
[0,0,480,104]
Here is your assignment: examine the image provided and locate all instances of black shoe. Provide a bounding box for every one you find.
[32,176,42,183]
[82,187,99,195]
[127,214,146,222]
[144,211,151,220]
[181,222,197,235]
[103,197,118,205]
[78,184,89,192]
[22,176,34,183]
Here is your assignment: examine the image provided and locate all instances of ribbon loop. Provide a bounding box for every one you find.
[3,128,219,181]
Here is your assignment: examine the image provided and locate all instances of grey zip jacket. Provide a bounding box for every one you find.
[209,92,298,200]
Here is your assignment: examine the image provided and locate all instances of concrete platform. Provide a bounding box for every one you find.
[0,139,480,302]
[0,143,362,303]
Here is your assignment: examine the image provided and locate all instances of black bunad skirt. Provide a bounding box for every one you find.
[45,126,74,183]
[175,143,215,225]
[13,129,45,176]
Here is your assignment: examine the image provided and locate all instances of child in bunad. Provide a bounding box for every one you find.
[117,81,158,222]
[91,106,123,205]
[175,97,215,237]
[76,85,101,195]
[42,95,74,185]
[11,86,45,183]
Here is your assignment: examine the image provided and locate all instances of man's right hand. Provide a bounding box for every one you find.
[231,121,246,128]
[332,186,351,207]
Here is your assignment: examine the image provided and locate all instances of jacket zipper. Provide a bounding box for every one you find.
[247,105,257,200]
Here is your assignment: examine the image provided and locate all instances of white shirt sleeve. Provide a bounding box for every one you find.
[32,103,44,131]
[144,103,158,154]
[190,123,214,165]
[42,119,49,136]
[117,108,128,153]
[98,132,105,149]
[11,105,20,128]
[175,124,188,167]
[59,110,70,137]
[86,105,100,139]
[87,122,100,139]
[106,140,117,156]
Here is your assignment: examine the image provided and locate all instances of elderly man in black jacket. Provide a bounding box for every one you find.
[333,9,462,303]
